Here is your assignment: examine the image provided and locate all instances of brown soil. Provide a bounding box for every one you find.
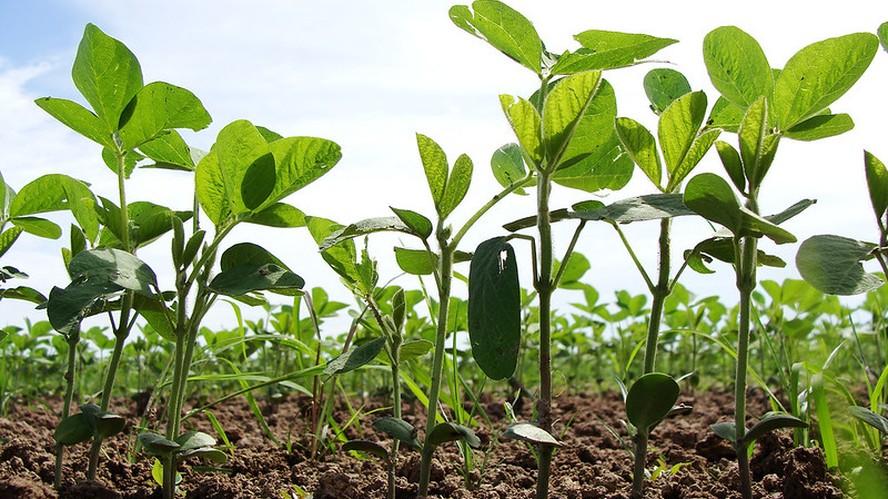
[0,388,845,498]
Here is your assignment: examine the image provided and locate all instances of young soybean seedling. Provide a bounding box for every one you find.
[685,25,878,499]
[319,131,525,497]
[37,23,212,481]
[449,1,675,496]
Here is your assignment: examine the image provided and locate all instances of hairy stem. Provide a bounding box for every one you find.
[54,331,79,488]
[535,171,554,499]
[735,196,758,499]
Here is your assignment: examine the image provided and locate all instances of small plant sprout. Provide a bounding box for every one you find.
[450,1,676,496]
[685,25,878,499]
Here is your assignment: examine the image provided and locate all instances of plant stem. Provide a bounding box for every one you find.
[417,244,453,498]
[54,331,79,488]
[389,349,401,499]
[535,170,554,499]
[630,432,648,498]
[735,200,758,499]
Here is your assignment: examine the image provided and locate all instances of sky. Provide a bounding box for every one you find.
[2,0,888,335]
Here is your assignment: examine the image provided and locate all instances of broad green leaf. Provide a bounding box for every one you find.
[449,0,542,73]
[416,134,449,209]
[0,227,23,258]
[643,69,691,115]
[244,203,306,228]
[715,141,745,192]
[209,263,303,296]
[503,422,562,446]
[34,97,111,147]
[707,96,744,133]
[219,243,288,272]
[774,33,878,129]
[196,151,228,225]
[399,338,433,361]
[11,217,61,239]
[69,248,158,295]
[390,207,433,239]
[702,26,772,108]
[427,422,481,449]
[54,413,93,445]
[658,91,707,175]
[626,373,680,433]
[849,406,888,435]
[865,151,888,220]
[668,128,720,191]
[688,237,786,273]
[178,447,227,464]
[879,22,888,52]
[785,113,854,141]
[765,198,817,225]
[9,174,98,240]
[98,201,191,249]
[72,24,143,131]
[307,216,362,291]
[92,412,126,439]
[320,217,414,252]
[499,95,542,165]
[468,237,520,380]
[119,81,211,149]
[175,431,217,451]
[490,143,529,194]
[554,252,589,288]
[342,440,388,460]
[615,117,661,188]
[139,432,180,457]
[543,71,603,166]
[139,131,195,170]
[394,247,437,275]
[241,153,276,210]
[738,97,775,186]
[373,417,421,450]
[711,422,737,442]
[742,412,807,446]
[570,193,694,224]
[0,286,45,304]
[553,31,677,74]
[324,337,386,377]
[796,235,883,295]
[47,283,116,333]
[440,153,473,218]
[684,173,795,243]
[260,135,341,210]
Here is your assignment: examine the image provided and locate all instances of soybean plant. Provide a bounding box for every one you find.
[320,129,535,496]
[683,25,878,499]
[36,23,212,481]
[449,1,675,496]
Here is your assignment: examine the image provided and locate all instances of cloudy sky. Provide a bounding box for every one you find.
[2,0,887,333]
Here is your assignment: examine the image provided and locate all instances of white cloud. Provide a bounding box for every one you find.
[3,0,888,331]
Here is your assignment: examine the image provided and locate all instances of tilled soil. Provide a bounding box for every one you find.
[0,388,844,498]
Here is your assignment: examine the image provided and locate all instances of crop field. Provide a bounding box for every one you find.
[2,1,888,498]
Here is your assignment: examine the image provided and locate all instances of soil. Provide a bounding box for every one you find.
[0,388,846,498]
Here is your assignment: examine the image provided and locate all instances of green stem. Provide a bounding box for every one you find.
[54,331,79,489]
[535,171,554,499]
[87,327,126,479]
[631,432,649,499]
[735,224,757,499]
[389,351,401,499]
[417,244,453,498]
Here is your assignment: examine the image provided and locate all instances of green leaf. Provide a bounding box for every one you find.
[707,97,744,133]
[98,201,191,249]
[449,0,542,73]
[683,173,795,244]
[643,69,691,115]
[324,337,386,377]
[394,247,437,275]
[710,422,737,442]
[342,440,389,460]
[70,248,158,295]
[399,339,433,361]
[9,174,98,241]
[849,406,888,435]
[11,217,61,239]
[54,413,93,445]
[210,248,304,297]
[440,154,473,218]
[427,422,481,449]
[552,31,676,75]
[92,412,126,439]
[774,33,878,129]
[702,26,772,109]
[668,128,720,191]
[625,372,680,433]
[243,203,305,228]
[570,193,694,224]
[503,422,562,446]
[0,227,23,259]
[688,237,786,273]
[139,432,180,457]
[72,24,143,131]
[615,117,661,188]
[490,143,529,194]
[260,135,341,210]
[119,81,211,149]
[796,235,883,295]
[543,71,603,166]
[468,237,520,380]
[138,131,196,170]
[785,113,854,141]
[175,431,216,451]
[865,151,888,220]
[416,134,449,209]
[320,217,414,252]
[659,91,707,176]
[879,22,888,52]
[390,207,433,239]
[34,97,111,147]
[555,252,590,288]
[742,412,807,447]
[499,95,543,165]
[178,447,227,464]
[241,153,276,210]
[766,198,816,225]
[373,417,421,450]
[715,141,745,192]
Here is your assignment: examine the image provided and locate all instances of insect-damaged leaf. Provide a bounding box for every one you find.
[796,235,883,295]
[490,143,529,194]
[503,423,562,447]
[468,237,520,380]
[324,337,386,377]
[626,372,679,434]
[449,0,542,74]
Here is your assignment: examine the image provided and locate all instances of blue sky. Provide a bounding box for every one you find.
[2,0,888,333]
